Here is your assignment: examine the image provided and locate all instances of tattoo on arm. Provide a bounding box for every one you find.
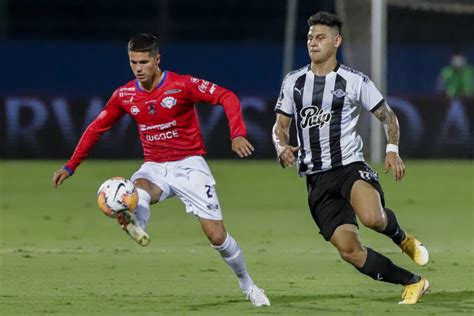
[372,102,400,145]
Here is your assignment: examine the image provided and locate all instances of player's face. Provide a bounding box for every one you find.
[307,25,341,64]
[128,51,160,83]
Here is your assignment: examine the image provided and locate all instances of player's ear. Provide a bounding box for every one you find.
[334,34,342,48]
[156,54,161,65]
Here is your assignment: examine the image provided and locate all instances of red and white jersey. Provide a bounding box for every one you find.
[65,71,247,172]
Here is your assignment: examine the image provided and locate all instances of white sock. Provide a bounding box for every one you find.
[134,188,151,230]
[212,233,254,292]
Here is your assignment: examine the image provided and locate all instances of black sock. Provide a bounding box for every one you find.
[356,248,420,285]
[381,208,406,245]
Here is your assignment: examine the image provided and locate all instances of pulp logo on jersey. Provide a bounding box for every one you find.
[131,106,140,115]
[161,97,177,109]
[164,89,182,95]
[331,89,348,98]
[145,130,179,141]
[190,77,199,83]
[300,106,332,129]
[140,120,177,131]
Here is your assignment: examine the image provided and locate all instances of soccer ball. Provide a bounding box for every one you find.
[97,177,138,217]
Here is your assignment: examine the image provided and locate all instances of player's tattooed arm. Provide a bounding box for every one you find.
[373,101,405,181]
[272,114,299,168]
[372,102,400,146]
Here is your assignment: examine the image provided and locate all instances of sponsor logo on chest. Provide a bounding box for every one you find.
[299,105,332,129]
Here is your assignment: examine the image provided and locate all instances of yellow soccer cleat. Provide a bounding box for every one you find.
[399,234,429,266]
[399,277,430,304]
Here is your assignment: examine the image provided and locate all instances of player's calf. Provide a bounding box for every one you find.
[379,208,407,245]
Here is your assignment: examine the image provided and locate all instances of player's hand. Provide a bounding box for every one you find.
[278,145,299,168]
[384,152,405,182]
[52,168,71,188]
[231,136,255,158]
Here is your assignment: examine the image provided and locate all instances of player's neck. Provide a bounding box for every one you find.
[310,58,337,77]
[139,69,163,92]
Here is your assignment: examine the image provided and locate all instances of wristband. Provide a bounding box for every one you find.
[386,144,399,154]
[63,166,74,176]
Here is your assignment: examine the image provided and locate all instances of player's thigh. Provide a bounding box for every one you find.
[131,162,172,204]
[307,173,357,241]
[350,180,386,228]
[172,156,223,221]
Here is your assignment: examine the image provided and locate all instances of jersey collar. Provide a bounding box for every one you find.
[307,63,340,76]
[135,70,168,92]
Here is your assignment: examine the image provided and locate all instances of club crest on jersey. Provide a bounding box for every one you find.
[131,105,140,115]
[331,89,348,98]
[148,103,157,115]
[160,96,177,109]
[300,105,332,129]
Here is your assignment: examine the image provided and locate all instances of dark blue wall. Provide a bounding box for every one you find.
[1,40,473,96]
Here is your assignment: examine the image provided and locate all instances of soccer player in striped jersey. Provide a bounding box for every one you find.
[272,11,429,304]
[52,33,269,307]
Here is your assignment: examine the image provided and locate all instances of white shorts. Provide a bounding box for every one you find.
[131,156,223,220]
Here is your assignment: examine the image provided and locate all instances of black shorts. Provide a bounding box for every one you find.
[306,162,385,241]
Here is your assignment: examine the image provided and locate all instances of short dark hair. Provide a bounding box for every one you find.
[307,11,342,34]
[128,33,160,56]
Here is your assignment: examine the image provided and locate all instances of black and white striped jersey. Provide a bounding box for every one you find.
[275,63,384,175]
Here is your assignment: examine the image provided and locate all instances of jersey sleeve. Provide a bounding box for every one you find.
[274,73,295,117]
[184,76,247,139]
[64,89,126,173]
[358,77,384,112]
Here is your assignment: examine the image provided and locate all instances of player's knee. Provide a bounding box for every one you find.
[338,248,365,266]
[207,230,227,246]
[134,178,162,203]
[360,213,385,230]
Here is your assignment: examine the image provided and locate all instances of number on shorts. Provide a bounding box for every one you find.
[205,185,213,198]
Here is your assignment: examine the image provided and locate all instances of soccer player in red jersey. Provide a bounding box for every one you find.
[52,33,270,307]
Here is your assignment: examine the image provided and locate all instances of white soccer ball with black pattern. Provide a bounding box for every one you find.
[96,177,138,217]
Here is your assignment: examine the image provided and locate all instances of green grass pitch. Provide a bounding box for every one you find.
[0,160,473,315]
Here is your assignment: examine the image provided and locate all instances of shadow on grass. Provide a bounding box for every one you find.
[373,290,474,312]
[186,293,359,313]
[187,290,473,313]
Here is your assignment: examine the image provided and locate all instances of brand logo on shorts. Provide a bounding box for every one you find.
[206,203,220,212]
[358,169,378,181]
